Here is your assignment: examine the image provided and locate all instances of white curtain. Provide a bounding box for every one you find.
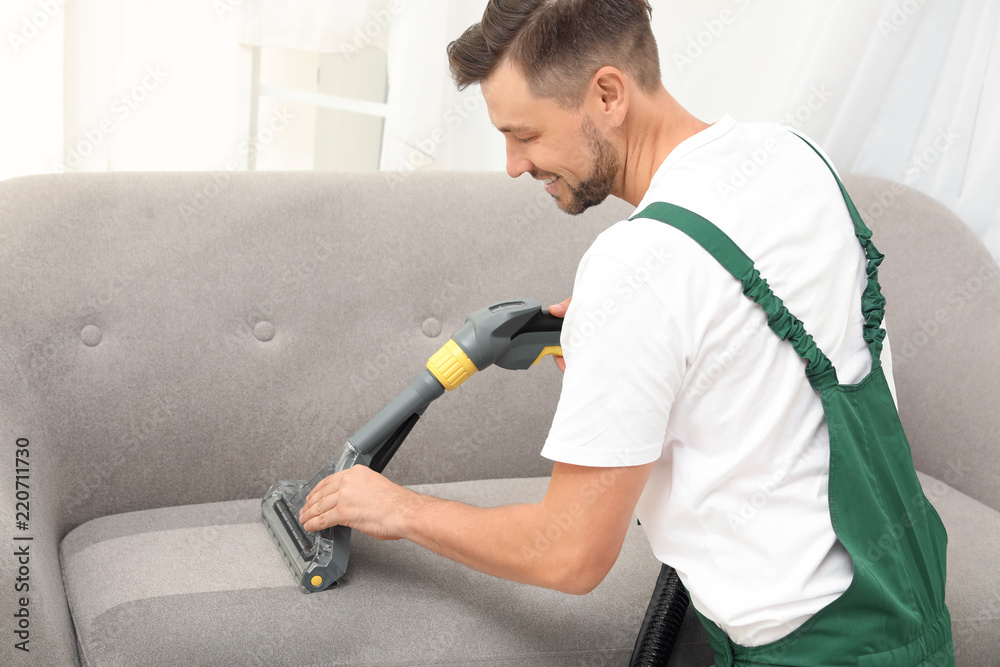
[775,0,1000,262]
[378,0,505,173]
[59,0,252,173]
[380,0,1000,262]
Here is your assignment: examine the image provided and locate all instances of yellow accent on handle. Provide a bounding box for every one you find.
[426,339,478,391]
[310,576,323,588]
[531,346,563,366]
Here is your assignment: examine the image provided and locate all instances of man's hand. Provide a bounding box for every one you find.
[299,466,421,540]
[549,296,572,372]
[299,457,652,595]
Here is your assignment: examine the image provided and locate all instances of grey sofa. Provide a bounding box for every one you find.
[0,171,996,666]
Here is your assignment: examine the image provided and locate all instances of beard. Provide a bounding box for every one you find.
[556,117,621,215]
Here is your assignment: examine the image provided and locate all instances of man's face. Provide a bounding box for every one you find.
[481,64,621,215]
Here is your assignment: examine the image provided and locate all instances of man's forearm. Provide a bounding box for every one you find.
[400,494,604,594]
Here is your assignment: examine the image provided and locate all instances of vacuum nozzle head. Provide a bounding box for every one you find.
[261,480,350,592]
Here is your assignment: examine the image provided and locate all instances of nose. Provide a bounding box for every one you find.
[505,136,534,179]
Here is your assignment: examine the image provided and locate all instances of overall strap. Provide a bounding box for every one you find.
[791,135,887,368]
[630,202,840,393]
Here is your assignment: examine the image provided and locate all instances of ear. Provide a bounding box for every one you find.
[589,66,629,128]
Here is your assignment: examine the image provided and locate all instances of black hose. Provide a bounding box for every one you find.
[629,563,690,667]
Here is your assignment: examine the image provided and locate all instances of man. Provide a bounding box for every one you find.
[300,1,953,663]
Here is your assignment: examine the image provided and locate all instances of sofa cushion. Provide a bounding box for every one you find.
[61,470,996,666]
[61,477,715,666]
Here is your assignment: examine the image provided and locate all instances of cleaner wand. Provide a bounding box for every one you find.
[261,299,563,592]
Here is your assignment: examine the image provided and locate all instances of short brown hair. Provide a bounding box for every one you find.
[447,0,661,109]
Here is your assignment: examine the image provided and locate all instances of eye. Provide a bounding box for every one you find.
[516,135,536,144]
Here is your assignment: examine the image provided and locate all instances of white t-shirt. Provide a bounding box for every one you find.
[540,116,897,647]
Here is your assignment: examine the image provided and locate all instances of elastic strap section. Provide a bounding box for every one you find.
[790,133,887,367]
[630,202,839,393]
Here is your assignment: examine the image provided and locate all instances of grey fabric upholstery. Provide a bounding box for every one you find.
[1,171,997,666]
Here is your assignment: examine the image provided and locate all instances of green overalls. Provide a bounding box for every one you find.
[631,141,955,666]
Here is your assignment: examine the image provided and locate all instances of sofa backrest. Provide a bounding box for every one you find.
[1,170,995,548]
[0,171,632,538]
